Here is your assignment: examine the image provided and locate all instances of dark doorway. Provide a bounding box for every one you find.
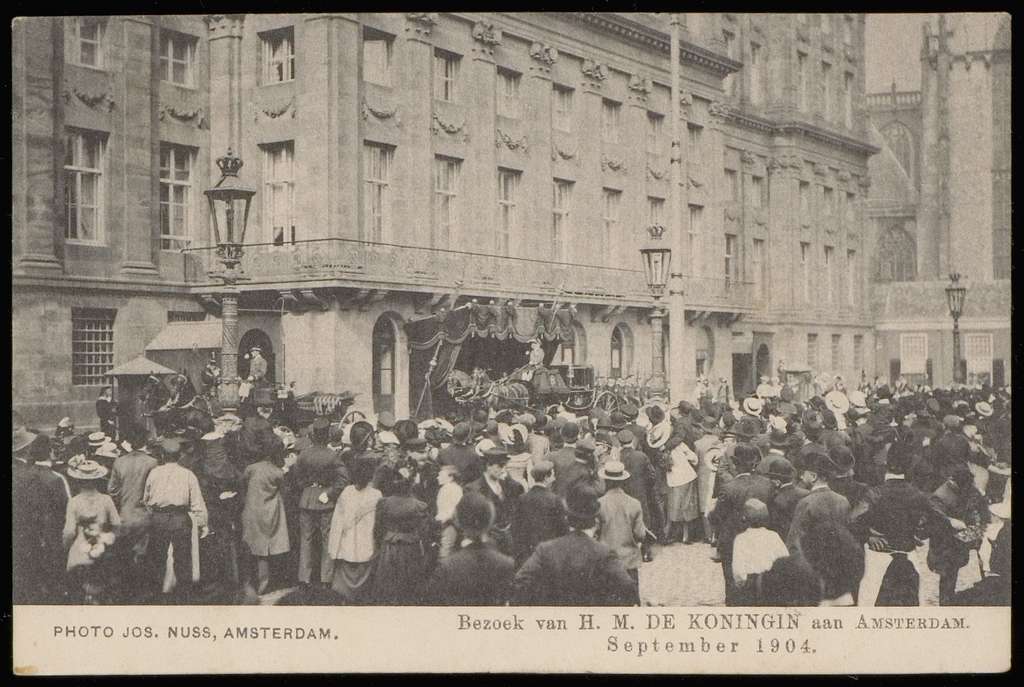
[755,343,771,384]
[372,317,396,416]
[733,353,753,398]
[238,329,275,384]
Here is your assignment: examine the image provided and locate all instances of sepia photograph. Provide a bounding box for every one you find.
[11,10,1012,675]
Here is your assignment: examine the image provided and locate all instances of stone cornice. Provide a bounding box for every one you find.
[776,120,880,156]
[568,13,742,78]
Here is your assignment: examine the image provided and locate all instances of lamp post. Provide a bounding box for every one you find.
[945,272,967,385]
[205,148,256,412]
[641,223,671,397]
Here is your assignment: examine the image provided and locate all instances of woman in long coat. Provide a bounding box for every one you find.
[240,438,290,594]
[370,466,431,604]
[327,454,382,603]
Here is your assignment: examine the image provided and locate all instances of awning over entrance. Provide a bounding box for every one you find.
[145,321,222,351]
[108,355,178,377]
[405,302,577,420]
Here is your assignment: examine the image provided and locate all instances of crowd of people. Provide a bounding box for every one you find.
[12,374,1011,607]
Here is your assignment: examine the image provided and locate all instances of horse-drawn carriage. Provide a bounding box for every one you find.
[444,363,649,415]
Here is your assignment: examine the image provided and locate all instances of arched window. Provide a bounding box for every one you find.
[881,121,915,180]
[238,329,275,383]
[876,224,916,282]
[610,324,634,379]
[372,316,396,415]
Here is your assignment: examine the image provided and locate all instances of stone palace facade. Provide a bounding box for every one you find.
[13,13,883,428]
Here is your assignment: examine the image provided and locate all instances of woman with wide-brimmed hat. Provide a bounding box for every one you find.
[62,458,121,603]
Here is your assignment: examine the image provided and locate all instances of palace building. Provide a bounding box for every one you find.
[13,13,881,428]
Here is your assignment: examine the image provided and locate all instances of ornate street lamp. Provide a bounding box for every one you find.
[945,272,967,385]
[205,148,256,411]
[641,223,671,396]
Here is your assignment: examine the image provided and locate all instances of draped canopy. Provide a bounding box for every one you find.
[405,302,577,419]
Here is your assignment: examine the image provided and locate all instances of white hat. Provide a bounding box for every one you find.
[475,437,496,456]
[377,430,400,446]
[87,431,108,447]
[848,390,867,409]
[742,397,763,416]
[825,390,850,415]
[57,417,74,429]
[94,443,120,460]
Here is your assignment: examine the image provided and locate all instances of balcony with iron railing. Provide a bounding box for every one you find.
[180,237,755,313]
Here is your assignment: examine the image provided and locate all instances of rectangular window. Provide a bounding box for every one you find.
[900,333,928,376]
[853,334,864,373]
[688,204,703,276]
[687,123,703,160]
[159,144,193,250]
[261,27,295,84]
[602,189,621,261]
[845,191,856,227]
[750,175,765,208]
[752,238,766,300]
[362,29,393,86]
[646,112,664,155]
[496,168,520,256]
[64,130,105,243]
[823,186,835,217]
[497,67,521,118]
[724,233,739,286]
[552,179,573,262]
[723,30,736,95]
[647,196,665,228]
[363,142,393,242]
[797,52,809,111]
[800,241,811,301]
[160,30,197,86]
[602,99,621,143]
[72,308,115,386]
[553,84,574,132]
[965,333,994,385]
[799,180,810,222]
[433,156,460,249]
[847,249,857,306]
[69,17,104,68]
[843,72,854,128]
[824,246,835,303]
[433,49,460,102]
[725,168,739,202]
[263,142,295,245]
[750,42,763,104]
[807,333,819,371]
[821,61,833,119]
[831,334,842,372]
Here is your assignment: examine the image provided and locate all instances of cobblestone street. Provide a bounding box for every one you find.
[638,540,948,607]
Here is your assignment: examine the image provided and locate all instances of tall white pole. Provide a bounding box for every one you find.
[667,14,687,403]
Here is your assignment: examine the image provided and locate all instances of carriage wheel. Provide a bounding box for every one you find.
[343,410,366,424]
[594,390,618,413]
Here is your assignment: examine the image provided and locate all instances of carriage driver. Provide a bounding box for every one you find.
[519,339,546,382]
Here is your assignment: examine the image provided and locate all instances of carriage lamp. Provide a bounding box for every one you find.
[945,272,968,385]
[205,148,257,412]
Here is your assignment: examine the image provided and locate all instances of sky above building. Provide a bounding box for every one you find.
[864,13,937,93]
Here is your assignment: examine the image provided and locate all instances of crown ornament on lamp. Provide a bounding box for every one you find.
[204,148,256,275]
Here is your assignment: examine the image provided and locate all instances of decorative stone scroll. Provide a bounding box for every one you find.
[472,21,502,46]
[63,87,115,112]
[529,42,558,66]
[740,150,758,167]
[432,112,469,142]
[405,12,438,38]
[628,74,652,95]
[812,161,826,177]
[254,97,295,122]
[159,104,208,129]
[646,163,668,181]
[768,154,803,175]
[601,155,627,173]
[362,98,399,125]
[496,129,528,152]
[708,100,734,123]
[581,58,608,82]
[551,142,577,162]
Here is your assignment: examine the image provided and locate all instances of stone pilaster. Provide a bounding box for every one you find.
[525,42,556,263]
[467,20,499,253]
[396,13,436,247]
[576,58,607,264]
[14,18,64,274]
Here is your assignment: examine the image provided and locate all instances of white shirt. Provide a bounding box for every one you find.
[435,482,463,524]
[732,527,789,586]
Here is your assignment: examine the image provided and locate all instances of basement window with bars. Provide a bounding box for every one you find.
[72,308,116,386]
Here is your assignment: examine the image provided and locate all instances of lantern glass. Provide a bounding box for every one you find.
[641,246,671,294]
[945,274,967,319]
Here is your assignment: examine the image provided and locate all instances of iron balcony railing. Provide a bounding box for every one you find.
[181,237,754,311]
